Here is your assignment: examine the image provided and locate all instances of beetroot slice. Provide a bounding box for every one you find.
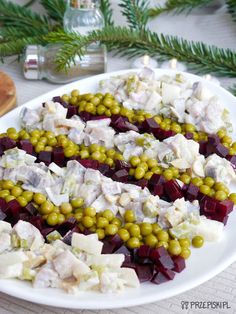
[150,246,168,263]
[112,169,129,183]
[18,140,34,154]
[135,264,154,283]
[151,271,170,284]
[216,200,234,216]
[156,254,174,270]
[164,180,183,201]
[138,245,151,258]
[0,209,6,220]
[172,256,186,273]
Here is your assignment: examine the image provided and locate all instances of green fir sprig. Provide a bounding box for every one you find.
[40,0,66,23]
[45,27,236,77]
[148,0,214,17]
[119,0,149,30]
[100,0,114,26]
[229,84,236,96]
[227,0,236,22]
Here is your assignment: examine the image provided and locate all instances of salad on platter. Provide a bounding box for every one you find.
[0,68,235,295]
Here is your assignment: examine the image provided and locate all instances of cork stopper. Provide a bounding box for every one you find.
[69,0,95,9]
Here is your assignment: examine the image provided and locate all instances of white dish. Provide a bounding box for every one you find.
[0,69,236,309]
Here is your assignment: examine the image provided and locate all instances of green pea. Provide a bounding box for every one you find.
[134,167,145,180]
[203,177,215,188]
[40,201,54,215]
[71,197,84,208]
[144,171,153,180]
[102,209,114,222]
[139,162,148,172]
[118,228,130,242]
[96,228,105,240]
[126,237,140,249]
[191,177,203,187]
[179,174,191,184]
[140,222,152,236]
[74,212,83,222]
[152,223,161,235]
[60,202,73,215]
[192,235,204,248]
[0,190,10,198]
[5,195,16,202]
[47,213,59,226]
[180,248,191,259]
[96,216,109,228]
[130,156,141,167]
[82,216,94,228]
[64,147,75,158]
[199,184,210,195]
[2,180,14,190]
[105,224,118,236]
[97,104,106,115]
[144,234,158,247]
[111,217,122,228]
[71,89,80,97]
[11,186,23,197]
[179,238,190,248]
[147,159,158,169]
[124,210,136,223]
[156,241,168,249]
[157,230,169,242]
[16,196,28,207]
[58,214,66,224]
[129,224,141,237]
[168,240,181,256]
[84,207,96,217]
[33,193,47,205]
[163,169,173,181]
[215,190,227,201]
[229,193,236,205]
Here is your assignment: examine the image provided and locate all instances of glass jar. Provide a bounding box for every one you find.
[22,43,107,83]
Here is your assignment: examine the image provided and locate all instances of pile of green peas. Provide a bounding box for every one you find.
[62,90,236,153]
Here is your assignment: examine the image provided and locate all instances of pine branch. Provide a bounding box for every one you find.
[119,0,150,30]
[227,0,236,22]
[40,0,66,23]
[100,0,114,26]
[149,0,214,17]
[0,35,45,58]
[45,27,236,77]
[229,84,236,96]
[24,0,36,7]
[0,0,52,34]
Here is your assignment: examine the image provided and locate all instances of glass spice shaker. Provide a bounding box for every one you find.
[63,0,104,42]
[22,43,107,84]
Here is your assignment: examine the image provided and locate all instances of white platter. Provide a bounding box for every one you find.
[0,69,236,309]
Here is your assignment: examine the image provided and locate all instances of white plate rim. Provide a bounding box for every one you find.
[0,68,236,309]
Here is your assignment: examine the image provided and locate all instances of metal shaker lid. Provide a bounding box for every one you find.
[23,45,40,80]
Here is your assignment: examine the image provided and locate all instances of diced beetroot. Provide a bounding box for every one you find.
[215,143,229,158]
[135,179,148,189]
[153,129,176,140]
[29,216,44,231]
[185,132,193,139]
[52,96,62,103]
[151,271,170,284]
[79,159,99,170]
[79,111,92,122]
[41,227,55,238]
[112,169,129,183]
[19,212,30,221]
[199,140,207,155]
[227,155,236,168]
[186,183,199,201]
[111,115,128,125]
[138,245,151,258]
[152,184,164,197]
[91,115,108,120]
[38,151,52,165]
[142,118,159,133]
[200,196,217,214]
[135,264,154,283]
[123,121,139,132]
[0,137,16,150]
[211,213,229,225]
[24,202,38,216]
[121,261,136,270]
[0,209,6,220]
[164,180,183,201]
[150,246,168,263]
[7,199,21,220]
[149,174,165,187]
[62,226,81,245]
[136,257,152,265]
[156,254,174,270]
[0,198,7,212]
[206,143,216,157]
[56,217,77,236]
[172,256,186,273]
[102,234,123,254]
[115,160,131,171]
[66,105,77,118]
[156,268,175,280]
[115,245,132,263]
[53,147,65,166]
[208,134,220,146]
[18,140,33,154]
[216,200,234,216]
[98,163,110,175]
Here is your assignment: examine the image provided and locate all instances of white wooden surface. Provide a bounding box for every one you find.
[0,1,236,313]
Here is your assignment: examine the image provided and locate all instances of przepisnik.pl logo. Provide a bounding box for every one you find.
[181,301,231,310]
